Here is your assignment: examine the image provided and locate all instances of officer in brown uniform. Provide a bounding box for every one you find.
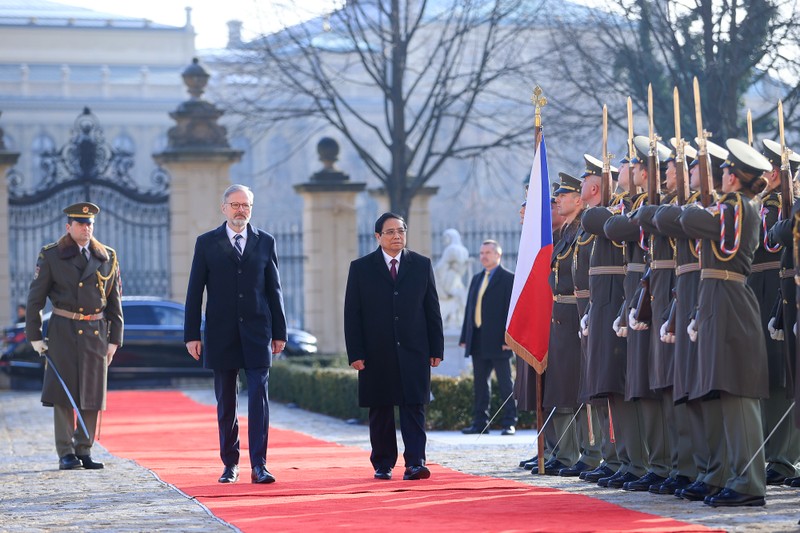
[26,202,123,470]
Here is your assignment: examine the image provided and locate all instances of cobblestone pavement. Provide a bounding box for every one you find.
[1,386,798,532]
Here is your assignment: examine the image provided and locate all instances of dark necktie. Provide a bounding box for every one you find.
[82,248,90,263]
[390,258,398,281]
[234,234,243,259]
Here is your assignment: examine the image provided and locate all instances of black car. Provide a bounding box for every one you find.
[1,297,317,382]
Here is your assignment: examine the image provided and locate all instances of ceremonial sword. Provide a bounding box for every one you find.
[43,350,91,441]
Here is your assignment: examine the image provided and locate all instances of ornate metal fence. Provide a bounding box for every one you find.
[7,108,170,310]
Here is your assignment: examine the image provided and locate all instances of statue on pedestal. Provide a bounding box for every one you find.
[434,228,469,330]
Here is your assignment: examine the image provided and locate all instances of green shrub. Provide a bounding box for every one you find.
[270,358,535,430]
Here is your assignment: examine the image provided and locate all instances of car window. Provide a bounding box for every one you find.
[153,306,184,326]
[122,305,157,326]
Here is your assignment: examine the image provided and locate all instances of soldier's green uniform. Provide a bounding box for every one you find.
[679,139,771,507]
[26,202,123,469]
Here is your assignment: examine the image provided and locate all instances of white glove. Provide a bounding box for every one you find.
[107,343,118,364]
[31,340,48,356]
[660,321,675,344]
[795,321,798,337]
[612,315,627,337]
[629,308,649,331]
[768,317,784,341]
[580,313,589,337]
[687,318,698,342]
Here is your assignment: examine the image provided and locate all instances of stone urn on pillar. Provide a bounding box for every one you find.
[153,58,243,304]
[294,138,366,354]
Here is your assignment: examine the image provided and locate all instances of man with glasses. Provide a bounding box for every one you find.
[344,212,444,481]
[184,184,287,485]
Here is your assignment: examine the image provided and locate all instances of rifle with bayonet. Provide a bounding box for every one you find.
[673,87,689,205]
[747,109,754,147]
[647,84,660,206]
[693,77,714,207]
[627,96,639,195]
[601,104,612,206]
[778,100,793,218]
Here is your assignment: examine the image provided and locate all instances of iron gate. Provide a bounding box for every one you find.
[7,108,170,311]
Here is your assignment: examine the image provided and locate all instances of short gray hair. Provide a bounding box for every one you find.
[482,239,502,255]
[222,184,254,205]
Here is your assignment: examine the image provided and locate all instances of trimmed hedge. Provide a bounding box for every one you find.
[269,358,534,430]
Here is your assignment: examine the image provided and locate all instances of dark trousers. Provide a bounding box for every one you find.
[471,348,516,427]
[368,404,426,470]
[214,367,270,468]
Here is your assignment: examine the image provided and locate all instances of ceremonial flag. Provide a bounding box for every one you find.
[505,135,553,374]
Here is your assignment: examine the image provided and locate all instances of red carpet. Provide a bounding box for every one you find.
[99,391,717,532]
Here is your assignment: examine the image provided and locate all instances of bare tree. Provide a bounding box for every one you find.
[219,0,548,220]
[544,0,800,143]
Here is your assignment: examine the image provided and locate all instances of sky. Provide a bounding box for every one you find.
[48,0,341,49]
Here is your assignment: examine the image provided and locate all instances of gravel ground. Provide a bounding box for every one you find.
[1,385,798,532]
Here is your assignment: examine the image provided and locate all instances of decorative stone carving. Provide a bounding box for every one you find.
[434,228,469,330]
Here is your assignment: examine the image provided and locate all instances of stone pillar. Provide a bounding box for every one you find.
[0,113,21,326]
[153,58,243,305]
[294,138,365,354]
[369,186,438,257]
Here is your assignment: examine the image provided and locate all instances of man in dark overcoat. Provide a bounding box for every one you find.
[184,184,287,485]
[344,212,444,481]
[26,202,123,470]
[459,239,516,435]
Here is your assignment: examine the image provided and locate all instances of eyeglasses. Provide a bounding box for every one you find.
[381,228,407,236]
[226,202,252,211]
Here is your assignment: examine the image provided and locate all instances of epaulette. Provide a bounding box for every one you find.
[42,242,57,251]
[764,196,781,209]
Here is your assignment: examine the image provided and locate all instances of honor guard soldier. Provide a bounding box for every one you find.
[25,202,123,471]
[631,138,697,493]
[537,172,600,476]
[679,139,772,507]
[581,155,638,487]
[761,139,800,486]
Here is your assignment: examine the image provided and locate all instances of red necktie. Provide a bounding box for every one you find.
[390,258,398,281]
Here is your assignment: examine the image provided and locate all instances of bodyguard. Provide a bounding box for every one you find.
[26,202,123,470]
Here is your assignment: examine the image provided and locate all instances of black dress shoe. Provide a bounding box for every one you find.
[581,465,615,482]
[559,461,593,477]
[252,465,276,484]
[543,459,569,476]
[461,425,487,434]
[76,454,104,470]
[218,465,239,483]
[403,465,431,480]
[678,481,720,501]
[623,471,666,491]
[58,454,81,470]
[501,426,516,435]
[766,468,787,485]
[374,467,392,480]
[601,471,638,488]
[650,475,691,495]
[704,487,765,507]
[519,456,537,468]
[784,476,800,487]
[530,458,559,475]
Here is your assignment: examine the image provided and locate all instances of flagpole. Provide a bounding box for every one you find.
[531,85,547,475]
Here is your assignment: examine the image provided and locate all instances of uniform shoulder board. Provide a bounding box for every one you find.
[764,196,781,209]
[41,242,57,251]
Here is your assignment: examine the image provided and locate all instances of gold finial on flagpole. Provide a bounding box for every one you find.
[531,85,547,129]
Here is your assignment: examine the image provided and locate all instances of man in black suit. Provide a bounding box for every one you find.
[184,184,287,485]
[344,212,444,481]
[459,240,516,435]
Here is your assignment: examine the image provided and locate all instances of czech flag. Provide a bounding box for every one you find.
[505,134,553,374]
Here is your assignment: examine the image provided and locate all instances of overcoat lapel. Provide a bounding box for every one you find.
[213,224,239,264]
[396,248,413,284]
[240,224,259,263]
[371,247,396,284]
